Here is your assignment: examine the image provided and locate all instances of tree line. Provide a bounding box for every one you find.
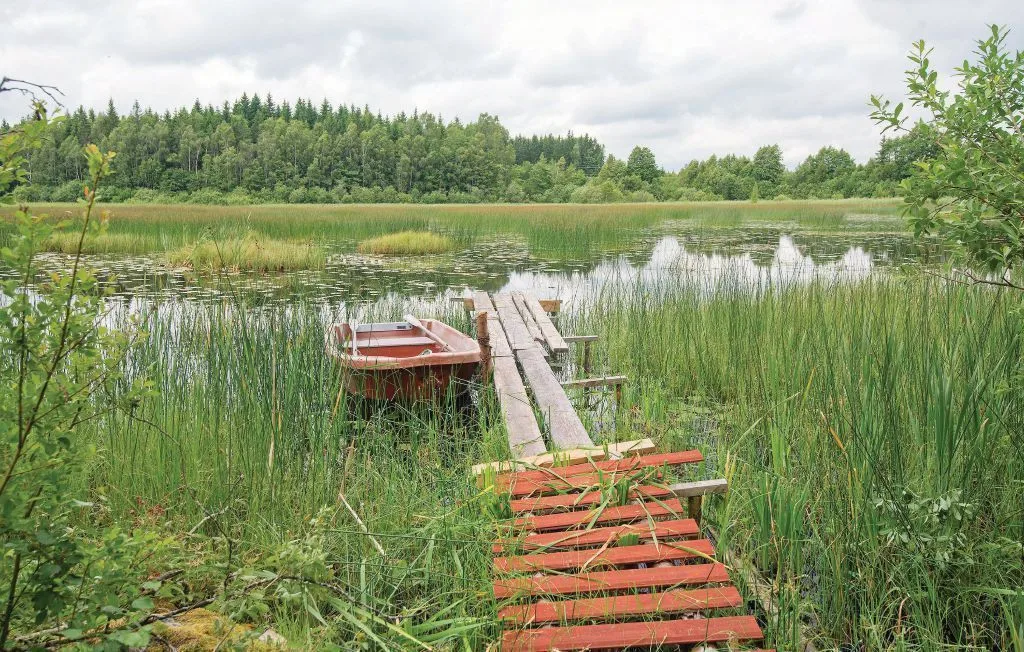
[1,93,937,204]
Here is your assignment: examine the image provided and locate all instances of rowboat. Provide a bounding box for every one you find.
[325,316,482,401]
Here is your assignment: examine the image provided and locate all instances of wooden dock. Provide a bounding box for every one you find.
[472,291,592,453]
[464,289,772,651]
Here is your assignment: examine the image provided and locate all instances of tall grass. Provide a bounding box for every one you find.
[357,231,456,256]
[166,233,325,271]
[581,275,1024,649]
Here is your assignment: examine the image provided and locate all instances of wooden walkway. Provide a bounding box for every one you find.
[465,290,770,651]
[488,450,765,651]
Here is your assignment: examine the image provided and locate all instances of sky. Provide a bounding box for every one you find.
[2,1,1022,170]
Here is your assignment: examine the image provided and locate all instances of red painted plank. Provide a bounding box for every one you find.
[493,518,699,554]
[501,615,763,651]
[493,562,729,599]
[515,499,684,532]
[495,450,703,487]
[498,585,742,624]
[494,539,716,574]
[510,485,673,514]
[502,469,663,498]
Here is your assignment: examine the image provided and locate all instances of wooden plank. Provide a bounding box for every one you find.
[494,539,716,574]
[510,486,673,514]
[471,439,655,478]
[563,334,598,343]
[562,375,627,389]
[521,291,569,354]
[493,293,537,352]
[668,478,729,498]
[512,292,547,350]
[472,292,511,358]
[500,615,762,651]
[515,499,684,532]
[498,585,741,624]
[494,518,698,553]
[502,468,663,499]
[518,346,593,449]
[492,356,546,458]
[499,450,703,487]
[493,562,729,599]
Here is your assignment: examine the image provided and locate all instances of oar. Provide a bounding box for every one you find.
[404,314,453,352]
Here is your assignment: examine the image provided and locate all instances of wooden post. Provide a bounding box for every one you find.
[615,383,623,411]
[583,340,593,374]
[476,310,491,384]
[688,495,702,526]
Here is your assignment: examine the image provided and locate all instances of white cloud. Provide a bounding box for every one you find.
[2,0,1021,169]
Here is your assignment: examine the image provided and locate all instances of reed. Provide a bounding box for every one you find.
[357,230,456,255]
[166,233,325,271]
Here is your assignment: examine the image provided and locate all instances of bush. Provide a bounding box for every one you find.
[51,180,84,202]
[11,184,45,202]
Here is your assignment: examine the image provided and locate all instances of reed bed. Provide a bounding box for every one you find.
[52,203,1022,647]
[2,199,905,259]
[578,275,1024,650]
[357,231,456,256]
[166,233,325,271]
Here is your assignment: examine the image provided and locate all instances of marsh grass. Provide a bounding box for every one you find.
[357,230,456,256]
[166,233,325,271]
[2,199,905,260]
[582,275,1024,649]
[43,231,157,254]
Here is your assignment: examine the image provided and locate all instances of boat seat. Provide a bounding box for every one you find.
[358,336,436,349]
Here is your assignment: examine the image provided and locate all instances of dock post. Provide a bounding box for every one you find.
[582,340,593,374]
[688,495,702,526]
[476,311,491,384]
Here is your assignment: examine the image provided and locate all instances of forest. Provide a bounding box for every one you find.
[2,94,937,205]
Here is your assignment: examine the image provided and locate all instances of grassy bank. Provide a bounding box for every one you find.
[68,270,1023,649]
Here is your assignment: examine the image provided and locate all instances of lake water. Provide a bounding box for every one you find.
[4,222,936,318]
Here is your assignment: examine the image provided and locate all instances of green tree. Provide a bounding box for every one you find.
[751,144,784,197]
[872,25,1024,278]
[626,146,660,184]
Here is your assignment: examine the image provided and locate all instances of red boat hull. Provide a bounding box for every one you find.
[326,320,482,401]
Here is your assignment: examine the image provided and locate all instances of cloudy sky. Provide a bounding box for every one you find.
[2,1,1022,169]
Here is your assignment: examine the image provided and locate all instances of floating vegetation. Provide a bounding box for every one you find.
[357,230,456,256]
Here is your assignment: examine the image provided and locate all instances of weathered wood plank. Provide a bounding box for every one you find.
[493,518,698,553]
[509,486,673,514]
[498,585,740,624]
[563,334,598,343]
[498,449,702,488]
[493,293,537,352]
[561,375,627,389]
[472,292,511,358]
[512,292,547,350]
[493,561,729,599]
[538,298,561,313]
[492,356,546,458]
[668,478,729,498]
[515,499,684,532]
[500,615,762,651]
[521,291,569,354]
[517,346,593,449]
[471,439,655,478]
[503,469,663,498]
[494,539,716,574]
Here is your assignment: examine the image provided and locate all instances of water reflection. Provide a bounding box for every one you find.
[502,235,875,307]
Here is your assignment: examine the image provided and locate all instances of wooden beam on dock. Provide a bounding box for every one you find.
[561,375,626,389]
[473,293,544,458]
[492,294,538,352]
[563,334,598,343]
[520,291,569,354]
[473,292,511,358]
[512,292,547,351]
[517,347,593,449]
[455,296,562,314]
[471,438,655,479]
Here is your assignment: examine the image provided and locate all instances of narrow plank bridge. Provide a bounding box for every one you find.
[461,291,772,652]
